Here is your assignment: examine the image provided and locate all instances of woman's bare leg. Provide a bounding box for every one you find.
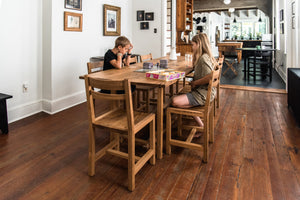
[171,94,204,128]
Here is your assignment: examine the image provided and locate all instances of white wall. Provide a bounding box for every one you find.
[48,0,133,113]
[0,0,133,122]
[132,0,164,59]
[274,0,299,83]
[0,0,43,122]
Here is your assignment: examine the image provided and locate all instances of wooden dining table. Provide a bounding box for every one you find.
[80,56,193,159]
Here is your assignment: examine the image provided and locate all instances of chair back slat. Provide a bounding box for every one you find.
[89,78,125,91]
[87,61,104,74]
[91,90,125,101]
[84,75,134,129]
[140,53,153,62]
[128,56,137,64]
[205,68,220,108]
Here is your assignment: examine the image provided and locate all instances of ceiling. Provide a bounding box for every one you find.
[194,0,273,17]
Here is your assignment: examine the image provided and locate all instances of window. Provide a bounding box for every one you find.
[231,21,266,39]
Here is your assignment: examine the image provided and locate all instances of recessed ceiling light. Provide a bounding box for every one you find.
[224,0,231,5]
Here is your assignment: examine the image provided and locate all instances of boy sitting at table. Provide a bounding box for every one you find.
[104,36,133,70]
[102,36,135,94]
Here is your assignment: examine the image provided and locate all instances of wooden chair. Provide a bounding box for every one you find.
[223,56,238,76]
[214,55,224,115]
[87,61,104,74]
[84,76,156,191]
[166,68,220,163]
[136,53,156,112]
[128,55,138,64]
[140,53,153,62]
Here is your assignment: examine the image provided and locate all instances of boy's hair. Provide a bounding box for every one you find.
[114,36,131,48]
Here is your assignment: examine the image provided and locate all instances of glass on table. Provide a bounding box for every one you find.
[185,53,193,67]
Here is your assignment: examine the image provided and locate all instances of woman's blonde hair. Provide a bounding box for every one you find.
[191,33,216,66]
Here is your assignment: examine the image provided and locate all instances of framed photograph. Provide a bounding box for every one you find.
[280,9,284,21]
[280,23,284,34]
[65,0,82,11]
[140,22,149,30]
[137,10,144,21]
[145,12,154,21]
[64,12,83,32]
[292,1,296,15]
[103,4,121,36]
[292,16,296,29]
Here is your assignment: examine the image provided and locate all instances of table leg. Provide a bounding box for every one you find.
[157,86,164,159]
[244,56,247,79]
[0,100,9,134]
[254,51,256,82]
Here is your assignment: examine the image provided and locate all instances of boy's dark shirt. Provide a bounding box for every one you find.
[104,49,126,71]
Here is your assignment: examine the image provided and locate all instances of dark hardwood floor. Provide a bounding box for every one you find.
[1,88,300,200]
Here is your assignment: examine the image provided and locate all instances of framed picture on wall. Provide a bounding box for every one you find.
[280,23,284,34]
[64,12,83,32]
[292,16,296,29]
[292,1,296,15]
[280,9,284,21]
[137,10,144,21]
[65,0,82,11]
[145,12,154,21]
[140,22,149,30]
[103,4,121,36]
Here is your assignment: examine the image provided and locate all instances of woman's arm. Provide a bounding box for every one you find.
[190,73,211,89]
[109,53,123,69]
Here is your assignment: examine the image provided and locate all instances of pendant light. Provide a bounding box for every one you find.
[233,13,237,23]
[258,11,262,22]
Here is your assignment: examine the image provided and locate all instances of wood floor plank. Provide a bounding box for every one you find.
[1,89,300,199]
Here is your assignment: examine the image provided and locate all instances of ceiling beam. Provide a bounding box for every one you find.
[194,6,258,14]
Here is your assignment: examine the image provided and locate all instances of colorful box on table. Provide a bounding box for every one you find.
[146,70,185,81]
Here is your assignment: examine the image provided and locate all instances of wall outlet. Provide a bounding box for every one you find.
[23,82,28,93]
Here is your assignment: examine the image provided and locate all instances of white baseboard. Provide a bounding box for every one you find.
[275,65,287,83]
[43,91,86,115]
[7,91,86,123]
[8,100,43,123]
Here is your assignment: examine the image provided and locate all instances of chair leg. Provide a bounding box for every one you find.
[177,114,182,137]
[214,99,216,117]
[166,110,172,155]
[209,108,214,143]
[137,90,141,109]
[146,90,150,113]
[150,120,156,165]
[203,116,209,163]
[88,125,96,176]
[217,85,220,108]
[128,131,135,191]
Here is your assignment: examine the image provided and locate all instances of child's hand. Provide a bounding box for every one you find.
[128,44,133,53]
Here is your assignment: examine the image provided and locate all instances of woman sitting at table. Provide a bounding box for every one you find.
[104,36,133,70]
[171,33,216,133]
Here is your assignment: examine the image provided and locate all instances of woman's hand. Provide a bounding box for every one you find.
[190,81,196,89]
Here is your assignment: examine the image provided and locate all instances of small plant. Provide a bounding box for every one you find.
[256,32,262,40]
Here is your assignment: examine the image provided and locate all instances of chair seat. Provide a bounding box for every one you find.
[168,105,209,117]
[248,60,270,65]
[94,108,155,133]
